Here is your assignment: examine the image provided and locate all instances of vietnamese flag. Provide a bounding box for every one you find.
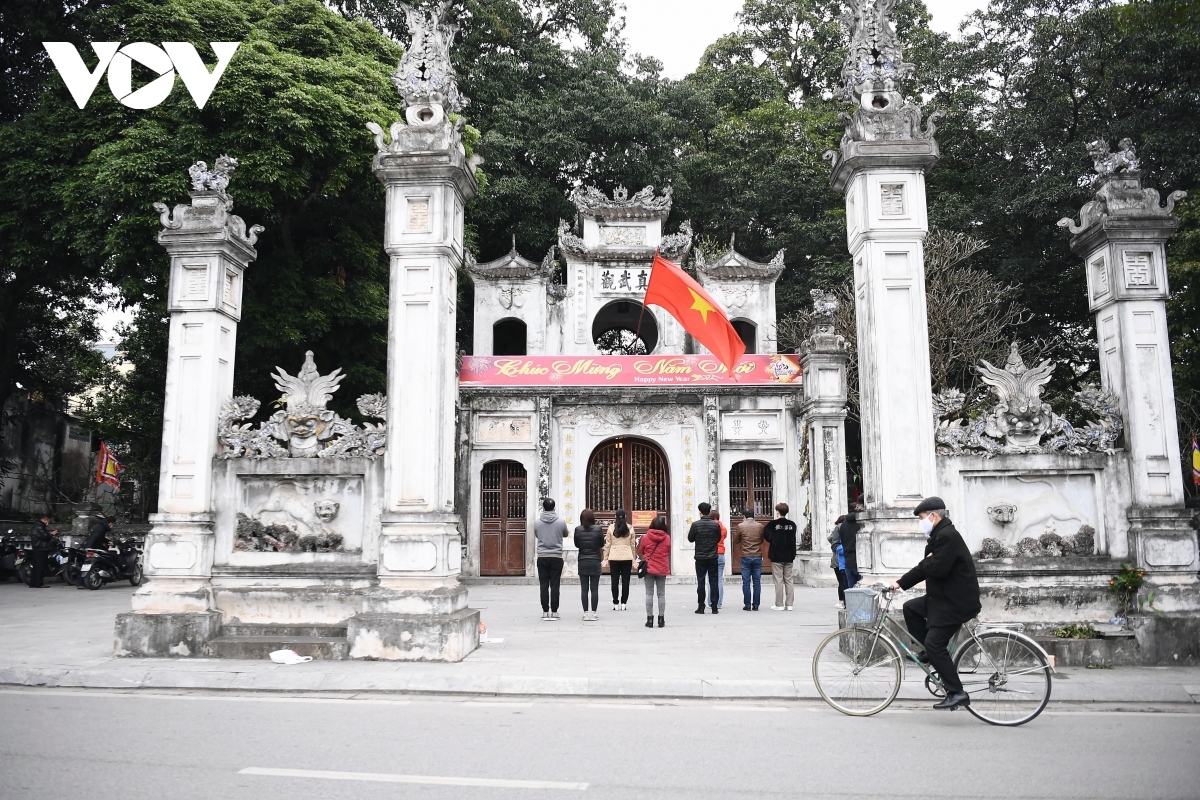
[643,252,746,371]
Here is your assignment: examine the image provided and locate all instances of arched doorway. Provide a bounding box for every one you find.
[493,318,527,356]
[480,460,527,576]
[592,300,659,354]
[586,437,669,537]
[732,319,757,354]
[729,459,774,572]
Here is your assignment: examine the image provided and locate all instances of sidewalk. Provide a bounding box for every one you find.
[2,580,1198,702]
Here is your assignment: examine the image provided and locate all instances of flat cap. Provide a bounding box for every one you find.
[913,496,947,516]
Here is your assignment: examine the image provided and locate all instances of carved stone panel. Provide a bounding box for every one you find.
[1122,251,1155,288]
[880,183,906,216]
[236,475,364,553]
[959,472,1101,554]
[599,225,646,246]
[475,415,534,444]
[721,412,781,442]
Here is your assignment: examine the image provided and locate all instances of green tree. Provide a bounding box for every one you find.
[6,0,407,514]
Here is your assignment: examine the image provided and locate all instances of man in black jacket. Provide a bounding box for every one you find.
[763,503,798,610]
[27,515,58,588]
[687,502,721,614]
[891,496,982,710]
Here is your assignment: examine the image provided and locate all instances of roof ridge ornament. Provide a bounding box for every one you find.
[571,185,673,218]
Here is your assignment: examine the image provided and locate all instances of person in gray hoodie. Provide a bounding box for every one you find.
[535,498,569,620]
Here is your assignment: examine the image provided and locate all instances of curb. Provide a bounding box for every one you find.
[2,664,1196,703]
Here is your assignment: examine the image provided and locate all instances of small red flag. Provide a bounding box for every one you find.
[643,252,746,371]
[96,442,122,489]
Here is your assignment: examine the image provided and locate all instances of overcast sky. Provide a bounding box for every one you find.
[622,0,990,79]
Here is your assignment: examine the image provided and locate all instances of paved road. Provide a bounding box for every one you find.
[1,688,1197,799]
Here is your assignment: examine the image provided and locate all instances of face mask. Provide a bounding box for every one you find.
[918,517,935,535]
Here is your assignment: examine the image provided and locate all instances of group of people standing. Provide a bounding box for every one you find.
[532,498,801,627]
[534,499,671,626]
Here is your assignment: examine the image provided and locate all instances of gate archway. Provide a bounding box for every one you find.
[586,437,669,534]
[480,460,527,576]
[729,459,775,572]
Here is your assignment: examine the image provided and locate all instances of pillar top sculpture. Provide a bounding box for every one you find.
[826,0,942,188]
[839,0,915,111]
[1058,137,1187,239]
[152,155,263,248]
[392,0,466,120]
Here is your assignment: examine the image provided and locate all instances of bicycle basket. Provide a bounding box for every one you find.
[844,588,880,626]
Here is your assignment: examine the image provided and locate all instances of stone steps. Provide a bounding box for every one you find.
[222,624,347,638]
[205,635,348,660]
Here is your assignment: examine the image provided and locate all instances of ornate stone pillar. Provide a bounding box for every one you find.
[800,291,850,556]
[1059,140,1197,575]
[704,395,720,508]
[536,396,552,502]
[347,4,481,659]
[117,158,261,654]
[827,1,942,573]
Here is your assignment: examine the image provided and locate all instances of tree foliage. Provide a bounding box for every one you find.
[4,0,1199,508]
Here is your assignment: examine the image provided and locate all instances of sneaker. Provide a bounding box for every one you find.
[542,611,551,621]
[550,611,560,620]
[743,605,752,611]
[752,605,759,610]
[835,601,846,609]
[621,603,627,611]
[771,605,785,611]
[785,606,793,611]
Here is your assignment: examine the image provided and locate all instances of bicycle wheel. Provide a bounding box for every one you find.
[954,631,1051,726]
[812,627,902,716]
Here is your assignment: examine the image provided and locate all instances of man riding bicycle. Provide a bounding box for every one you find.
[890,496,982,711]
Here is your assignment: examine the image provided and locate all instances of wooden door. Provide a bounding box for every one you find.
[587,438,669,572]
[480,461,527,576]
[729,460,774,572]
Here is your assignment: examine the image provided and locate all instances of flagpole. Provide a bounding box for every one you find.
[634,251,655,353]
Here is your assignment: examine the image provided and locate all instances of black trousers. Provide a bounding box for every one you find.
[580,573,600,611]
[695,557,719,609]
[903,596,964,693]
[609,560,632,604]
[28,550,48,587]
[537,556,563,612]
[834,568,847,602]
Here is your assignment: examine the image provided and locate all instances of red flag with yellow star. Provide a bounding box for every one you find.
[643,252,746,371]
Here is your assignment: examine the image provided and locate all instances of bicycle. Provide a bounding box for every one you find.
[812,587,1053,726]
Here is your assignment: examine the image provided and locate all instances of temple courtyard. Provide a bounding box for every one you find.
[3,580,1199,703]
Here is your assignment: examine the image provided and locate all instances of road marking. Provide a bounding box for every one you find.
[239,767,588,790]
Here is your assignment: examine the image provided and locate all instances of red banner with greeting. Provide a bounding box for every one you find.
[459,354,801,387]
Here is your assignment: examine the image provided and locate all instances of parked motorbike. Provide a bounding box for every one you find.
[0,531,18,582]
[14,542,31,585]
[53,542,87,585]
[81,537,143,589]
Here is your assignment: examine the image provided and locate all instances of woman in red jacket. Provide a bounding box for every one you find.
[637,515,671,628]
